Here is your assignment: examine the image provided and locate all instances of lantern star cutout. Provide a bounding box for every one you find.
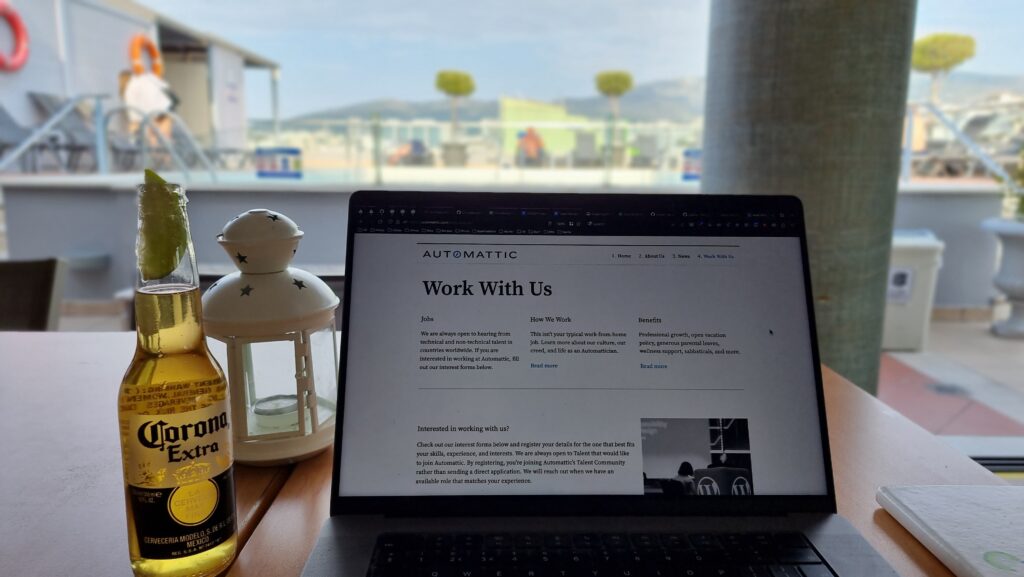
[293,279,306,290]
[236,252,248,264]
[240,285,254,296]
[267,214,280,222]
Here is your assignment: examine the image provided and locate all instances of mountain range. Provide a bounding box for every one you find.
[257,72,1024,129]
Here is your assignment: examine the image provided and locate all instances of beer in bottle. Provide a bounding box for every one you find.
[118,171,237,577]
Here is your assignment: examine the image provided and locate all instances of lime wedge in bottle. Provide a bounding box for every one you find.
[138,169,188,281]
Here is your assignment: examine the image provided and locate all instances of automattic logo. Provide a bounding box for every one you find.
[422,248,518,260]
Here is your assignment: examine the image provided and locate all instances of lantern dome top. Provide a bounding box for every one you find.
[217,209,303,274]
[204,210,339,336]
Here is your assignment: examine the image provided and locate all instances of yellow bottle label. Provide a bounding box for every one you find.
[126,404,232,488]
[126,403,236,559]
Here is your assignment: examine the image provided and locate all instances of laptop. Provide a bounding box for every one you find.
[302,190,897,577]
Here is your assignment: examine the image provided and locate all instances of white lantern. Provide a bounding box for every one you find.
[202,209,340,465]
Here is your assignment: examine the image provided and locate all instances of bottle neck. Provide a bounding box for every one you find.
[135,183,205,355]
[135,284,206,355]
[136,183,199,290]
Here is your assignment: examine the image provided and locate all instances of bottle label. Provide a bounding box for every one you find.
[129,468,236,559]
[126,404,236,559]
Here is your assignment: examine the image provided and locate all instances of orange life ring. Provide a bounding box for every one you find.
[129,34,163,77]
[0,1,29,72]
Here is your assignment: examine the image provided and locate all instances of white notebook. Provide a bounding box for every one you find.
[876,485,1024,577]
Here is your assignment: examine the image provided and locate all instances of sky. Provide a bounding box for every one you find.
[139,0,1023,119]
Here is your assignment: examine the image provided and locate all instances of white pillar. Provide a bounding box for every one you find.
[271,67,281,141]
[702,0,918,393]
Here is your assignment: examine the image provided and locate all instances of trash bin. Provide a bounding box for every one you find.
[882,229,945,351]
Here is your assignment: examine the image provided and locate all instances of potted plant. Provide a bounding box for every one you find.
[595,70,633,167]
[436,70,475,167]
[982,154,1024,338]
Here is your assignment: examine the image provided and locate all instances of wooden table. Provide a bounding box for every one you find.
[229,369,1006,577]
[0,333,1007,577]
[0,332,291,577]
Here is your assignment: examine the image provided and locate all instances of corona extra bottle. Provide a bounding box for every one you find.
[118,171,237,577]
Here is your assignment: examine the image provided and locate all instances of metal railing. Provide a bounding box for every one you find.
[0,95,217,183]
[902,101,1023,195]
[103,106,218,182]
[0,94,110,173]
[250,116,701,181]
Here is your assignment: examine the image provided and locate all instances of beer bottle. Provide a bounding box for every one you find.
[118,170,237,577]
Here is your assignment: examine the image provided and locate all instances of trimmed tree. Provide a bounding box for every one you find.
[595,70,634,122]
[435,70,476,140]
[912,33,975,103]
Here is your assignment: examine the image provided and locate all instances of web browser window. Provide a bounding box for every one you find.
[338,199,829,498]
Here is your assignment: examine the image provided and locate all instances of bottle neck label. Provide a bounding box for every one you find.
[126,403,233,488]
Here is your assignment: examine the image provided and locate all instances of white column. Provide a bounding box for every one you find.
[702,0,918,393]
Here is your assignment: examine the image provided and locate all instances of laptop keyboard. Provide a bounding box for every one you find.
[367,531,834,577]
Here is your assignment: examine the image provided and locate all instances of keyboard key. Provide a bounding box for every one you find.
[544,534,572,549]
[797,565,835,577]
[602,534,630,549]
[772,534,809,549]
[768,565,802,577]
[776,548,821,564]
[662,534,694,551]
[629,534,659,548]
[515,534,541,548]
[690,534,724,550]
[572,534,602,548]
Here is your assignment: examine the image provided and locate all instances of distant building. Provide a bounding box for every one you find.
[0,0,278,149]
[499,98,597,158]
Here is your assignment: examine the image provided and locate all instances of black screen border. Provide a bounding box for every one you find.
[331,190,836,517]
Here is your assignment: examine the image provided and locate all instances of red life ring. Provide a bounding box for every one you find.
[129,34,163,77]
[0,2,29,72]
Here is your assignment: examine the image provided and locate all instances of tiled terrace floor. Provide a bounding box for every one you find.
[880,317,1024,481]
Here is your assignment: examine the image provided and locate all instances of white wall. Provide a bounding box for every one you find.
[164,58,212,146]
[0,0,68,125]
[1,0,255,150]
[0,0,154,127]
[65,0,152,100]
[209,44,246,149]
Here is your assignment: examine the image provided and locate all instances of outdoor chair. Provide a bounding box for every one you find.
[630,134,660,168]
[166,121,242,172]
[205,147,253,170]
[572,132,602,167]
[401,139,433,166]
[0,105,61,172]
[0,258,66,331]
[29,92,140,172]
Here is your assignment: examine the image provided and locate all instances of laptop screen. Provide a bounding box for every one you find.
[337,192,830,503]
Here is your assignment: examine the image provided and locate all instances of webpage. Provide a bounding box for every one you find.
[339,233,828,497]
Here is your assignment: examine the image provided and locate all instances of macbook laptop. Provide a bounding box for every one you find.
[302,190,896,577]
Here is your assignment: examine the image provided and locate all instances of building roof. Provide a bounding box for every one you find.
[105,0,279,70]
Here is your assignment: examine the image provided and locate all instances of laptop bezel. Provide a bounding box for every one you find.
[331,190,837,517]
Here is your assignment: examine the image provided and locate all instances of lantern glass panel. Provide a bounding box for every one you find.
[243,338,304,437]
[308,325,339,428]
